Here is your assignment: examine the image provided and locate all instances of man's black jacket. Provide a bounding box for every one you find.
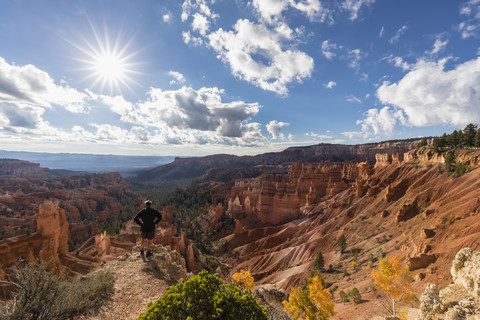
[134,207,162,232]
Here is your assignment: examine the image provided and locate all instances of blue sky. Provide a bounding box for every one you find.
[1,0,480,156]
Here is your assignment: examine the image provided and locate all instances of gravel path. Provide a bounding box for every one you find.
[79,252,169,320]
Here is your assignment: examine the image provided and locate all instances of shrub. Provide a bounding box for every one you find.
[232,269,255,290]
[349,287,362,304]
[339,290,350,304]
[1,261,114,320]
[283,274,335,320]
[137,270,267,320]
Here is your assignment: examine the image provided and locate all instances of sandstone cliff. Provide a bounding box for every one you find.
[183,148,480,319]
[136,140,418,182]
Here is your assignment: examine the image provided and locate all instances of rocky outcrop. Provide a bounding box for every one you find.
[253,286,291,320]
[409,253,437,271]
[396,202,420,223]
[420,248,480,319]
[420,284,443,320]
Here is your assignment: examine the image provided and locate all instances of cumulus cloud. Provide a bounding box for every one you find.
[377,57,480,127]
[0,57,89,113]
[0,102,45,129]
[192,13,210,35]
[163,13,171,22]
[266,120,289,140]
[182,31,203,46]
[389,25,408,44]
[325,81,336,89]
[340,0,375,21]
[208,19,314,95]
[0,56,271,148]
[321,40,341,59]
[181,0,218,22]
[169,71,186,85]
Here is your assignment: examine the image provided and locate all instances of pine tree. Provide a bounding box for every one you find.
[314,251,325,270]
[349,287,362,304]
[338,234,347,254]
[445,151,456,172]
[474,129,480,147]
[463,123,477,147]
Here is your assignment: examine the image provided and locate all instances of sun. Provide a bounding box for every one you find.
[95,53,126,82]
[71,24,141,95]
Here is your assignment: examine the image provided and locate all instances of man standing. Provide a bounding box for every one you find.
[134,200,162,257]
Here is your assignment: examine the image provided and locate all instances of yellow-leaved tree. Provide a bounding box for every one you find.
[232,269,255,290]
[283,274,335,320]
[371,256,416,318]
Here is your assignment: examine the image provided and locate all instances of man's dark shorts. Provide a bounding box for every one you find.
[141,230,155,240]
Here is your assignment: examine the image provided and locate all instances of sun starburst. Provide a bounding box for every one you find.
[71,23,142,96]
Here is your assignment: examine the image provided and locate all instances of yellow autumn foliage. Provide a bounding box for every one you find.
[371,256,416,318]
[283,274,335,320]
[232,269,255,290]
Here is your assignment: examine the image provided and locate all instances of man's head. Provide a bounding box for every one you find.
[145,200,152,208]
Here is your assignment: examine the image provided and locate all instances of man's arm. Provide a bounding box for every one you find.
[153,210,162,225]
[133,211,143,226]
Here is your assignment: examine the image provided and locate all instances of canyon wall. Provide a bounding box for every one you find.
[226,162,372,227]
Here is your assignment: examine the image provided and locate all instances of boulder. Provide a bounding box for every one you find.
[408,253,437,271]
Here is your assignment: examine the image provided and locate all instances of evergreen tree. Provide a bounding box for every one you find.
[339,290,350,304]
[463,123,477,147]
[314,251,325,270]
[349,287,362,304]
[445,151,456,172]
[338,234,347,254]
[474,129,480,147]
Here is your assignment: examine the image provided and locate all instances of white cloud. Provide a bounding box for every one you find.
[379,26,385,37]
[182,31,203,46]
[341,0,375,21]
[0,57,89,113]
[163,13,171,22]
[181,0,219,22]
[266,120,289,140]
[430,38,448,54]
[382,55,411,71]
[377,57,480,127]
[321,40,341,59]
[0,56,271,148]
[389,25,408,44]
[192,13,210,36]
[251,0,331,24]
[325,81,336,89]
[346,95,361,103]
[169,71,186,85]
[208,19,314,95]
[458,1,480,39]
[347,48,364,69]
[305,132,333,140]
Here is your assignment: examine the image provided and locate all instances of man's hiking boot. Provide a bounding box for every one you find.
[140,248,145,256]
[146,250,153,257]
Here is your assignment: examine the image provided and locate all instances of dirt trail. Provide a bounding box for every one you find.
[79,251,169,320]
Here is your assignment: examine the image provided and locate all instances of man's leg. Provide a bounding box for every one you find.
[146,232,154,257]
[140,237,147,255]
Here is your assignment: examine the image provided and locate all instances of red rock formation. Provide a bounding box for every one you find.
[226,162,372,227]
[0,200,98,295]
